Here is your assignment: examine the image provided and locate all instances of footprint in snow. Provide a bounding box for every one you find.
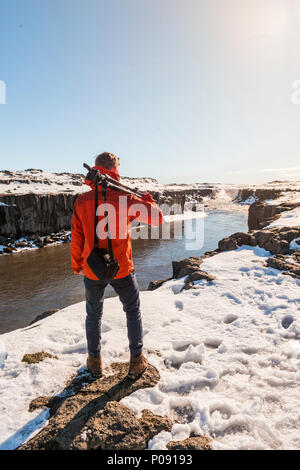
[281,315,294,329]
[222,292,242,305]
[241,346,259,355]
[175,300,184,311]
[223,313,239,324]
[102,323,111,333]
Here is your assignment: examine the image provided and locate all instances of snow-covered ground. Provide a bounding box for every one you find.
[1,172,300,450]
[0,243,299,450]
[268,207,300,228]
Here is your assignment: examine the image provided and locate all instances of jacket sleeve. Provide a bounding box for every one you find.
[127,194,163,226]
[71,199,84,273]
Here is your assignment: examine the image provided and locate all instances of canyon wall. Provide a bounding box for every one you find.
[0,193,78,238]
[0,188,213,239]
[248,201,299,230]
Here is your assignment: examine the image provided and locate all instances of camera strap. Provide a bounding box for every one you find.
[94,180,115,259]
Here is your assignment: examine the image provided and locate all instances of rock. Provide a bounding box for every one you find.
[14,240,28,248]
[254,227,300,255]
[139,409,172,441]
[281,315,294,329]
[21,351,58,364]
[29,396,62,413]
[29,309,60,325]
[204,249,220,257]
[167,436,211,450]
[0,193,78,238]
[172,257,203,278]
[235,188,282,204]
[19,362,161,450]
[0,184,213,240]
[187,270,216,283]
[148,279,171,291]
[218,232,257,252]
[266,256,300,278]
[218,237,238,251]
[70,401,147,450]
[248,201,300,231]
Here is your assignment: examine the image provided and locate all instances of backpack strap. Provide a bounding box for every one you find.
[101,180,115,259]
[94,179,115,259]
[94,183,99,248]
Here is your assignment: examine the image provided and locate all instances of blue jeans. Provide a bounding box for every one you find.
[84,271,143,359]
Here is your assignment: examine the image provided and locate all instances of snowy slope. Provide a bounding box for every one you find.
[0,243,299,450]
[1,169,300,198]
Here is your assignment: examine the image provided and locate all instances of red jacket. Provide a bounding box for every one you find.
[71,166,163,280]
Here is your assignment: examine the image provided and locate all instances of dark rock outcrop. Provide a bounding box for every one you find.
[218,232,257,251]
[138,409,173,442]
[266,254,300,279]
[248,201,299,231]
[0,193,78,237]
[218,226,300,257]
[172,256,216,289]
[0,187,212,242]
[147,256,217,292]
[172,257,204,278]
[19,362,172,450]
[235,188,282,204]
[148,279,171,291]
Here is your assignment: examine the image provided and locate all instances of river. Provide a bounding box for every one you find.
[0,210,247,334]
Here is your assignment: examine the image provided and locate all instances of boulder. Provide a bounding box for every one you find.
[266,256,300,278]
[148,279,171,291]
[218,232,257,252]
[172,257,203,278]
[187,270,216,283]
[248,201,300,231]
[19,362,162,450]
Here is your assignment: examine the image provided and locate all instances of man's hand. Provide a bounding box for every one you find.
[74,268,84,275]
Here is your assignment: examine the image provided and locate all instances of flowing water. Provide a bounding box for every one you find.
[0,211,247,334]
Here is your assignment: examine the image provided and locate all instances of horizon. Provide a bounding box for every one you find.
[1,0,300,184]
[1,166,300,187]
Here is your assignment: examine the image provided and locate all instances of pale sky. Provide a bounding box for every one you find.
[0,0,300,184]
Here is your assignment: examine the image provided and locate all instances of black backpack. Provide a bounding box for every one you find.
[86,180,120,281]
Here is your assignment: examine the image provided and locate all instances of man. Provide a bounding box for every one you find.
[71,152,163,379]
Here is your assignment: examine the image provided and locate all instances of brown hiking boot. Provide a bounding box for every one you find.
[128,353,148,379]
[87,355,102,378]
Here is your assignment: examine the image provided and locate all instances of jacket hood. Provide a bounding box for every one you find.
[84,165,120,188]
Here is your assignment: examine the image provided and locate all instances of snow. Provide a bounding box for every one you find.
[268,207,300,228]
[0,245,299,450]
[163,210,206,222]
[239,196,258,205]
[290,238,300,251]
[1,174,300,449]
